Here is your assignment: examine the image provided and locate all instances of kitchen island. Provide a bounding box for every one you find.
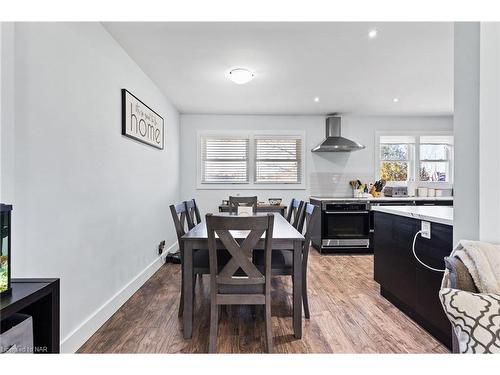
[372,205,453,349]
[309,196,452,254]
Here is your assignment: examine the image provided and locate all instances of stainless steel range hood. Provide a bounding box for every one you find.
[311,116,365,152]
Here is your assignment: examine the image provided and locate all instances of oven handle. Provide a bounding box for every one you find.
[322,245,371,249]
[324,211,369,214]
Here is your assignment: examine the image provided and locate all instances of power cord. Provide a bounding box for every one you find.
[412,230,446,272]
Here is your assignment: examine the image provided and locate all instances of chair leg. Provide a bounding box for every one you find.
[250,305,257,319]
[302,257,310,319]
[192,274,196,309]
[264,302,273,353]
[302,274,310,319]
[209,302,219,353]
[178,273,184,318]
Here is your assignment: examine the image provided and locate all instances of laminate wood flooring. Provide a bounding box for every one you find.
[78,251,448,354]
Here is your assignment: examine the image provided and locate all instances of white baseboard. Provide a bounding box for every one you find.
[60,242,177,353]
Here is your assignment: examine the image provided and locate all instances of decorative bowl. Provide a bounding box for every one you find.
[268,198,282,206]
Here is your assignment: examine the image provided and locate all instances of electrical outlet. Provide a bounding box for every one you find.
[421,221,431,239]
[158,240,165,255]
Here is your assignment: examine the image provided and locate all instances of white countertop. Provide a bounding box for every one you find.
[310,196,453,202]
[371,206,453,226]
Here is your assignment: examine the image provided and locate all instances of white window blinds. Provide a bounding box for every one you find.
[201,136,249,183]
[255,136,302,183]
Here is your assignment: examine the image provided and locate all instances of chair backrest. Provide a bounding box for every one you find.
[206,214,274,293]
[169,202,194,245]
[298,203,320,251]
[228,196,258,214]
[286,199,305,229]
[185,199,201,229]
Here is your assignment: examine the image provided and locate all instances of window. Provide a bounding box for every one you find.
[254,136,302,184]
[379,136,415,182]
[377,133,453,183]
[419,136,453,182]
[200,136,249,183]
[198,132,305,189]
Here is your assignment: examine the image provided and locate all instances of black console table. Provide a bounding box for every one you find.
[1,278,60,353]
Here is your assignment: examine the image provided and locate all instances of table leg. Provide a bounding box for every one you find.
[183,241,193,339]
[293,239,302,339]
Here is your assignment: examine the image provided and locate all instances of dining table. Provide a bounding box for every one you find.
[181,212,305,339]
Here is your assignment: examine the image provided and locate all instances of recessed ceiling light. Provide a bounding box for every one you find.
[368,29,378,39]
[228,68,255,84]
[314,97,320,102]
[393,97,400,103]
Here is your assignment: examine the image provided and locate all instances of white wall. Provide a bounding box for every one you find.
[1,23,15,202]
[3,23,180,352]
[180,114,453,215]
[453,23,481,246]
[453,22,500,245]
[479,23,500,243]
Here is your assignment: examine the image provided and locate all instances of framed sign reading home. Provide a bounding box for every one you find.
[122,89,164,149]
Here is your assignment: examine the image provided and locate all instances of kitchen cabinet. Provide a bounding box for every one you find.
[368,199,452,252]
[414,200,453,206]
[373,212,417,311]
[373,211,453,349]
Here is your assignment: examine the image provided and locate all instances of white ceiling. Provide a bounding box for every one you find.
[103,22,453,115]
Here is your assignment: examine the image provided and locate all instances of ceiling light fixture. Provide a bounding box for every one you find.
[393,97,400,103]
[368,29,378,39]
[314,97,320,102]
[228,68,255,84]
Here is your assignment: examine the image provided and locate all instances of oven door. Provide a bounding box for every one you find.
[322,208,370,249]
[323,210,370,239]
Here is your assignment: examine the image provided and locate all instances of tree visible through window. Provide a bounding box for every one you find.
[378,134,453,183]
[380,142,411,182]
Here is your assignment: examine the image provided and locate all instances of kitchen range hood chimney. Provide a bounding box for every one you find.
[311,116,365,152]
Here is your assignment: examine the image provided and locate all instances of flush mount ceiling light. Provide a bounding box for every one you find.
[393,97,400,103]
[314,97,320,102]
[228,68,255,84]
[368,28,378,39]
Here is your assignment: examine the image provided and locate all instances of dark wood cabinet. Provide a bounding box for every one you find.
[374,213,417,311]
[373,212,453,349]
[414,223,453,345]
[1,278,60,353]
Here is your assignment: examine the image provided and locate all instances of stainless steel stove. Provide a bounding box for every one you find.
[310,197,371,253]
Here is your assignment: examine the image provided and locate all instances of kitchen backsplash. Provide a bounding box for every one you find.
[309,172,374,197]
[309,172,454,197]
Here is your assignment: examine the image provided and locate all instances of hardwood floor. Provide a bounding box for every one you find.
[78,250,448,353]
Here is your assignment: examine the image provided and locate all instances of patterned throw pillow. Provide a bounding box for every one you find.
[439,288,500,353]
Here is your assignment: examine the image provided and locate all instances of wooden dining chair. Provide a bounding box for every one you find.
[206,213,275,353]
[170,201,210,317]
[286,198,305,229]
[185,198,202,229]
[228,196,257,214]
[296,203,320,318]
[255,203,319,319]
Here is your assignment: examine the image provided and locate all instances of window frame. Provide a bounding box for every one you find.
[379,141,415,183]
[199,135,250,185]
[418,138,454,183]
[197,130,306,190]
[374,130,454,186]
[254,134,303,185]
